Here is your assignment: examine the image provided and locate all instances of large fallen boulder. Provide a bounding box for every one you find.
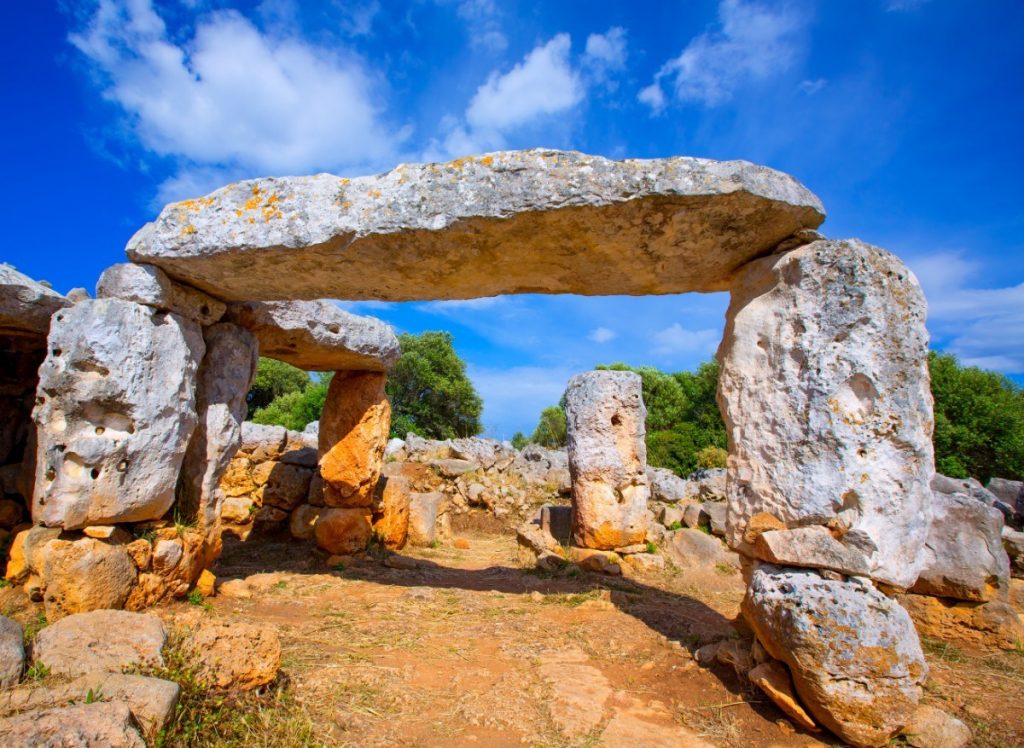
[225,300,399,371]
[743,563,926,747]
[126,150,824,301]
[718,239,934,589]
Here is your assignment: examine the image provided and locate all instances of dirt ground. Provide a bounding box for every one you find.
[174,526,1024,748]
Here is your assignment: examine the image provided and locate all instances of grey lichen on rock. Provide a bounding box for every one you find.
[126,149,824,301]
[225,300,399,371]
[0,263,70,335]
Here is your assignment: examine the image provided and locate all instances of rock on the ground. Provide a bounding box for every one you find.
[225,300,399,371]
[4,525,60,583]
[538,661,612,737]
[40,537,138,619]
[0,616,24,689]
[407,492,446,547]
[319,371,390,507]
[32,610,167,677]
[289,503,321,540]
[0,701,145,747]
[314,507,372,555]
[897,593,1024,650]
[96,262,225,325]
[911,491,1010,601]
[987,477,1024,522]
[748,660,818,732]
[127,150,824,301]
[662,529,739,570]
[33,299,204,528]
[178,322,258,547]
[743,563,927,747]
[0,263,70,335]
[565,370,650,550]
[449,437,516,469]
[647,467,690,503]
[718,239,933,589]
[372,475,410,549]
[901,705,971,748]
[1004,527,1024,579]
[191,620,281,690]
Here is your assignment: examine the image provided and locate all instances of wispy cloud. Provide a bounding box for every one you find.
[456,0,508,52]
[651,323,720,356]
[798,78,826,95]
[639,0,806,113]
[588,326,617,343]
[468,364,574,438]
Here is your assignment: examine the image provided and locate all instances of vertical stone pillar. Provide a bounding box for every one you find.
[718,238,933,746]
[564,370,650,550]
[314,371,391,555]
[177,322,259,563]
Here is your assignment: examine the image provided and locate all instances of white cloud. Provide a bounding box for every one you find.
[415,297,506,315]
[583,26,627,78]
[456,0,508,52]
[468,364,573,438]
[905,250,1024,373]
[70,0,405,202]
[588,327,617,343]
[651,324,720,355]
[799,78,826,95]
[466,34,583,132]
[639,0,804,112]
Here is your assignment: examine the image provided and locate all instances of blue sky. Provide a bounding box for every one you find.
[4,1,1023,438]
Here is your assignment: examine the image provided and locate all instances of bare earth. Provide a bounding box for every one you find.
[178,526,1024,748]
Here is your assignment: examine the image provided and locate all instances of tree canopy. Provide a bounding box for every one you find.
[246,358,310,419]
[530,405,567,448]
[385,331,483,440]
[251,372,332,432]
[929,351,1024,481]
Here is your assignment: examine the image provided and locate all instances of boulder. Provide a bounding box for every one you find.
[704,502,727,537]
[743,564,926,747]
[224,300,399,371]
[718,239,934,589]
[0,263,70,335]
[449,437,515,469]
[0,702,145,747]
[288,504,321,540]
[0,616,24,689]
[565,371,650,550]
[430,458,480,478]
[897,593,1024,650]
[689,468,727,502]
[126,150,824,301]
[40,537,137,619]
[901,705,971,748]
[314,507,372,555]
[384,437,405,457]
[987,477,1024,522]
[407,492,446,547]
[682,503,707,530]
[1004,527,1024,578]
[177,322,258,546]
[4,525,60,583]
[257,463,314,511]
[191,620,280,690]
[238,422,288,462]
[319,371,390,507]
[748,660,817,732]
[32,610,167,677]
[96,262,225,325]
[33,299,204,529]
[753,525,870,576]
[662,529,739,570]
[372,475,411,549]
[646,467,691,503]
[911,491,1010,601]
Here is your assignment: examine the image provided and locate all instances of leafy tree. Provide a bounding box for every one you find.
[530,406,567,448]
[695,445,728,469]
[510,432,528,450]
[386,332,483,439]
[246,358,310,419]
[929,351,1024,481]
[251,373,333,432]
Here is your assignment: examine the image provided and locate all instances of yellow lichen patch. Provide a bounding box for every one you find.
[174,196,215,213]
[479,155,494,167]
[367,189,382,199]
[180,224,197,237]
[242,185,264,212]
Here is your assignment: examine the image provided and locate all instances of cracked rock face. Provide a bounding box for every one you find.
[225,300,399,371]
[565,370,650,549]
[718,239,934,589]
[32,299,204,529]
[743,564,927,747]
[126,149,824,301]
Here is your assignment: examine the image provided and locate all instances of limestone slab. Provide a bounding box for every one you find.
[96,262,225,325]
[718,239,934,588]
[0,263,69,335]
[127,150,824,301]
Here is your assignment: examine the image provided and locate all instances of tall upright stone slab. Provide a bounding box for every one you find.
[565,370,650,550]
[718,239,934,589]
[32,299,204,529]
[177,323,258,557]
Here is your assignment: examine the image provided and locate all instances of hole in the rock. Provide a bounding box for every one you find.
[116,459,128,472]
[44,466,55,481]
[90,467,100,479]
[201,304,210,316]
[95,426,105,435]
[611,414,622,427]
[51,348,62,357]
[327,323,340,334]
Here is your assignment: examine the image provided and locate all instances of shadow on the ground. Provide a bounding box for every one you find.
[213,531,811,739]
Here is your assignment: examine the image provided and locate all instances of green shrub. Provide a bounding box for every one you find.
[695,445,728,469]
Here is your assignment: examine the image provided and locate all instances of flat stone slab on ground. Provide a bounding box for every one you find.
[31,610,167,677]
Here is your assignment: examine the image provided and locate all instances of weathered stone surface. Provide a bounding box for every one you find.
[314,507,372,555]
[565,371,650,550]
[372,475,410,549]
[96,262,225,325]
[33,299,204,529]
[0,701,145,747]
[748,660,818,732]
[191,620,281,690]
[646,467,690,503]
[288,503,321,540]
[0,263,70,335]
[719,239,934,589]
[225,300,398,371]
[987,477,1024,523]
[1004,527,1024,579]
[178,323,258,549]
[901,705,971,748]
[319,371,390,507]
[743,564,926,747]
[4,525,60,583]
[0,616,24,689]
[898,593,1024,650]
[407,492,446,547]
[127,150,824,301]
[754,525,870,576]
[32,610,167,677]
[538,660,611,737]
[40,537,137,619]
[239,422,288,461]
[257,463,313,510]
[911,492,1010,601]
[663,529,739,570]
